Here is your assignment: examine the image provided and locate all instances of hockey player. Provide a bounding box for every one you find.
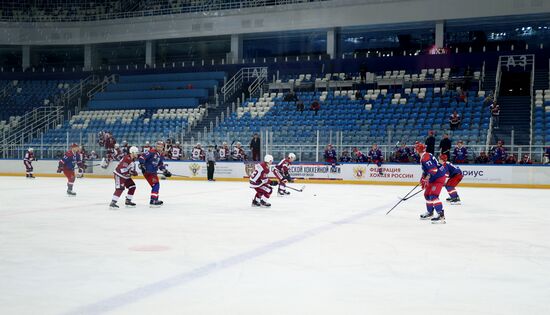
[232,142,247,161]
[114,143,124,161]
[491,140,507,164]
[545,146,550,164]
[23,148,36,178]
[218,142,230,161]
[170,141,183,160]
[439,154,463,205]
[57,143,83,196]
[368,144,384,174]
[139,140,172,207]
[273,153,296,196]
[416,142,447,223]
[323,144,337,164]
[352,147,368,163]
[339,150,352,162]
[192,143,205,161]
[142,141,152,154]
[101,133,117,169]
[109,146,140,210]
[452,140,468,164]
[249,154,277,207]
[121,140,130,155]
[396,143,412,163]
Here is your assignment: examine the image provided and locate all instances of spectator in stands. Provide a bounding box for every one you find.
[484,92,494,107]
[339,150,352,162]
[310,99,320,115]
[453,140,468,164]
[456,87,467,103]
[355,90,363,100]
[545,146,550,164]
[475,151,490,164]
[519,154,532,165]
[505,154,517,164]
[359,63,368,83]
[284,91,298,102]
[249,133,261,161]
[296,100,304,112]
[324,144,337,164]
[439,134,452,156]
[206,145,218,181]
[425,131,436,154]
[491,102,500,129]
[449,111,461,131]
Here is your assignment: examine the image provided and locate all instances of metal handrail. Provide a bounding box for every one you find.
[86,74,118,99]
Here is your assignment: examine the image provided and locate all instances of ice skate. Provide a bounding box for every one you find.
[252,200,261,207]
[277,189,290,197]
[420,211,433,220]
[446,197,452,202]
[449,197,461,205]
[260,200,271,208]
[149,200,163,208]
[67,189,77,197]
[125,199,136,208]
[431,213,446,224]
[109,201,119,210]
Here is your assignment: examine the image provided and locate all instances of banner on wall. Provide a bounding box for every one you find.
[0,160,549,186]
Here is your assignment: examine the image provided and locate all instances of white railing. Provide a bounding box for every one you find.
[86,74,118,99]
[529,57,536,148]
[221,67,268,102]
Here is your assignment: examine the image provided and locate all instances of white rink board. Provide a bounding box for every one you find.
[1,159,550,186]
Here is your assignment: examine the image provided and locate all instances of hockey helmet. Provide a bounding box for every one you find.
[288,153,296,161]
[439,154,448,162]
[264,154,274,164]
[129,146,139,155]
[414,142,426,153]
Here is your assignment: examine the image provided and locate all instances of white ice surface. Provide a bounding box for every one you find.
[0,176,549,315]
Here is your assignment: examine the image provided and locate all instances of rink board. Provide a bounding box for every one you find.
[1,159,549,188]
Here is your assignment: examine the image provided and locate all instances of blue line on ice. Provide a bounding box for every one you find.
[63,203,389,315]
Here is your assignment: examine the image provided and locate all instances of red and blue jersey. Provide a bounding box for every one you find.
[421,153,446,182]
[443,162,462,177]
[354,151,368,163]
[453,147,468,163]
[492,146,507,163]
[59,150,82,170]
[368,149,383,162]
[397,147,411,162]
[139,149,166,174]
[324,149,337,163]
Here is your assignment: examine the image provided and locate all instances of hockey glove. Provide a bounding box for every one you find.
[130,170,138,177]
[270,180,279,186]
[420,176,429,190]
[56,165,63,173]
[283,174,294,182]
[163,170,172,178]
[139,164,146,174]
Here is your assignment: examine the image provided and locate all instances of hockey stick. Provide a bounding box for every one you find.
[286,184,305,192]
[386,184,420,215]
[398,189,423,201]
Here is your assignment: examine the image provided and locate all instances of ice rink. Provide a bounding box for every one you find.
[0,176,549,315]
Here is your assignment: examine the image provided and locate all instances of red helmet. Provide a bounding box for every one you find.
[439,154,448,162]
[70,143,79,148]
[414,142,426,153]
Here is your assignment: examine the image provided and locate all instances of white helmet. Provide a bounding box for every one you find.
[288,153,296,161]
[145,141,150,145]
[264,154,274,164]
[115,143,120,148]
[129,146,139,154]
[197,142,201,147]
[28,148,34,152]
[176,141,180,145]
